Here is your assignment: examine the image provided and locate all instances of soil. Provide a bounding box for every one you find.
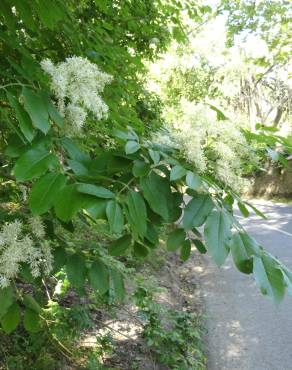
[247,165,292,199]
[79,250,204,370]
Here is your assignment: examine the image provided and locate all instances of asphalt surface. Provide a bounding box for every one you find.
[197,200,292,370]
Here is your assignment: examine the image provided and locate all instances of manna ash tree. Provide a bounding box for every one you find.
[0,0,291,339]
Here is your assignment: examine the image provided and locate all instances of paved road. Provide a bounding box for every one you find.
[197,200,292,370]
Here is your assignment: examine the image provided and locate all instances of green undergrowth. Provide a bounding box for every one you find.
[0,245,206,370]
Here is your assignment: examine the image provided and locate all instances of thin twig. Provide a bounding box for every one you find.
[95,318,135,340]
[42,278,51,301]
[0,82,34,91]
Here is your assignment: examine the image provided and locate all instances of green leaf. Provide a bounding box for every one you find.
[110,269,125,302]
[209,104,228,121]
[180,240,191,261]
[85,199,107,219]
[253,255,285,304]
[61,138,90,163]
[125,140,140,154]
[68,159,89,176]
[281,266,292,296]
[0,286,14,318]
[183,195,213,230]
[167,229,186,251]
[230,232,253,274]
[246,202,267,219]
[186,171,202,190]
[140,172,172,220]
[88,260,109,295]
[109,235,132,256]
[54,184,89,222]
[23,295,41,313]
[7,92,35,142]
[132,160,150,177]
[238,202,249,217]
[34,0,65,29]
[66,254,87,289]
[145,223,159,246]
[52,248,67,273]
[148,149,160,164]
[14,0,36,30]
[23,309,41,333]
[46,98,64,128]
[126,190,147,238]
[193,239,207,254]
[133,242,149,257]
[170,165,187,181]
[29,173,67,215]
[77,184,114,199]
[1,303,20,334]
[106,200,124,234]
[21,88,50,134]
[204,210,232,266]
[13,147,58,182]
[4,135,26,158]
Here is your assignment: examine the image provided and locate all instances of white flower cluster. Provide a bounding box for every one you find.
[41,56,113,135]
[154,101,257,190]
[0,218,53,288]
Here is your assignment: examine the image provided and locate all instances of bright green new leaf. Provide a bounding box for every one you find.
[126,190,147,237]
[167,229,186,251]
[88,260,109,295]
[13,147,58,182]
[170,165,187,181]
[66,254,87,289]
[183,195,213,230]
[22,87,50,134]
[77,184,114,199]
[125,140,140,154]
[186,171,202,189]
[106,200,124,234]
[23,309,41,333]
[253,255,285,304]
[109,235,132,256]
[209,104,228,121]
[29,173,67,215]
[204,210,232,266]
[1,303,20,334]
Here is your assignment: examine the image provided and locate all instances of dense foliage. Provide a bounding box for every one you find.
[0,0,291,368]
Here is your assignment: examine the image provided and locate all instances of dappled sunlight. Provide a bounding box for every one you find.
[195,200,292,369]
[237,200,292,239]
